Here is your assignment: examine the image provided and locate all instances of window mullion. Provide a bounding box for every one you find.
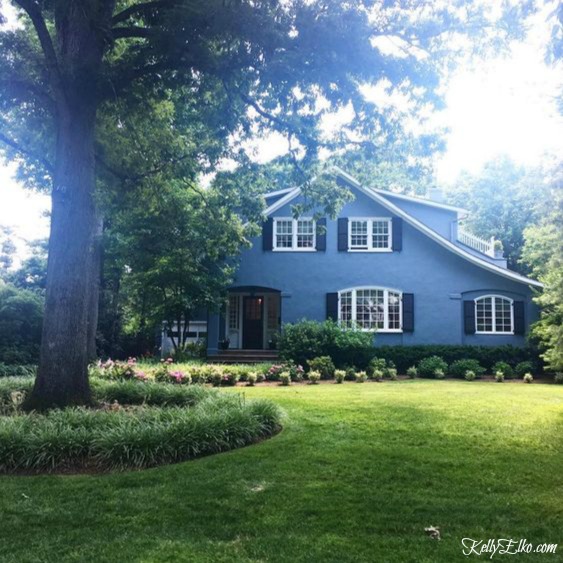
[492,297,496,332]
[368,219,373,251]
[352,290,357,324]
[383,290,389,330]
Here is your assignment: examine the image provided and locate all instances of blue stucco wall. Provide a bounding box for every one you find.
[207,188,538,352]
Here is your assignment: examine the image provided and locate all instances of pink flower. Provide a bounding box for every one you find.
[134,370,147,381]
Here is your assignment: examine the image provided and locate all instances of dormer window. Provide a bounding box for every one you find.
[273,218,316,251]
[349,218,392,251]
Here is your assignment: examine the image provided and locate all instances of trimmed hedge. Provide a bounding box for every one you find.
[0,380,282,473]
[368,345,540,374]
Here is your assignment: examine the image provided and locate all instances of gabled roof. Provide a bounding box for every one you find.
[262,169,543,289]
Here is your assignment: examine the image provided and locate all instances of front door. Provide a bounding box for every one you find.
[243,296,264,349]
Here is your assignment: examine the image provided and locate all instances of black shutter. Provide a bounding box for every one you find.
[316,218,327,251]
[392,217,403,251]
[326,292,338,321]
[402,293,414,332]
[262,218,273,251]
[514,301,525,335]
[337,218,348,251]
[464,300,476,334]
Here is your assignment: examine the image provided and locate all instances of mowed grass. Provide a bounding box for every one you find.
[1,380,562,562]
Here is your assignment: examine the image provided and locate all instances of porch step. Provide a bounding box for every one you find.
[208,350,279,364]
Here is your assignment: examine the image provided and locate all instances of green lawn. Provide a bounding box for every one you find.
[1,380,562,562]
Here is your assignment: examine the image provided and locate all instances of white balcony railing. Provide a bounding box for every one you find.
[457,227,495,257]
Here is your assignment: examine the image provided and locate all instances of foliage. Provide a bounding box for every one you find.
[492,361,514,379]
[335,370,345,384]
[355,371,367,383]
[417,356,448,379]
[554,373,563,385]
[407,366,418,379]
[247,373,257,387]
[371,369,384,382]
[523,373,534,384]
[0,283,43,365]
[279,372,291,386]
[367,358,387,377]
[0,388,281,473]
[434,369,445,379]
[308,371,321,385]
[464,371,476,381]
[521,182,563,372]
[449,359,485,379]
[0,364,36,378]
[345,367,357,381]
[367,345,539,373]
[307,356,336,380]
[514,361,535,378]
[279,320,375,368]
[495,372,505,383]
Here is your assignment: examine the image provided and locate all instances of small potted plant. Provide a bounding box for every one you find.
[494,239,504,259]
[219,337,230,350]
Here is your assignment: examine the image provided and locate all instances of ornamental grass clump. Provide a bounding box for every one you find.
[308,371,321,384]
[495,371,505,383]
[387,368,398,380]
[523,373,533,384]
[246,372,258,386]
[464,370,476,381]
[406,366,417,379]
[371,369,384,382]
[0,393,282,473]
[279,372,291,386]
[335,370,345,384]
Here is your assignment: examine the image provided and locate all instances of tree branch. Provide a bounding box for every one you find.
[112,1,170,25]
[112,26,153,39]
[0,130,54,172]
[12,0,65,105]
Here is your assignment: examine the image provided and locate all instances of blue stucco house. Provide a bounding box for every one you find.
[205,168,542,357]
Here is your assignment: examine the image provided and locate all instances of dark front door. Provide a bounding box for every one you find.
[243,296,264,349]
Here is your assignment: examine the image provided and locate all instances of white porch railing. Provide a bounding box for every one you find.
[457,226,495,257]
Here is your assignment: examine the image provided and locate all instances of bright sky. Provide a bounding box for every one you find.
[0,1,561,259]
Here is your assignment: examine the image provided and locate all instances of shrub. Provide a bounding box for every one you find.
[464,370,476,381]
[210,371,223,387]
[367,358,386,377]
[220,369,240,387]
[418,356,448,379]
[0,394,282,473]
[495,371,505,383]
[434,369,445,379]
[387,368,398,380]
[554,373,563,385]
[344,366,356,381]
[256,373,266,383]
[307,356,335,379]
[361,344,540,373]
[279,319,375,369]
[515,361,534,378]
[308,371,321,384]
[523,373,533,383]
[449,359,485,379]
[267,364,285,382]
[335,370,345,384]
[279,372,291,386]
[492,361,514,379]
[371,369,384,382]
[355,371,367,383]
[406,366,417,379]
[285,361,305,382]
[247,372,257,386]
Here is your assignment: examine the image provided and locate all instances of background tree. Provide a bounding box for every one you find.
[521,168,563,372]
[445,156,550,272]
[0,0,536,408]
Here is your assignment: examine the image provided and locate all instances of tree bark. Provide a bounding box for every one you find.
[87,215,104,362]
[24,1,115,410]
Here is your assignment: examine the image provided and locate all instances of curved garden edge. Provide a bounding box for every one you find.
[0,381,283,476]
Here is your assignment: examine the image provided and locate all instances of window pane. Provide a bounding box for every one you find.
[350,220,368,248]
[476,297,493,332]
[494,297,512,332]
[388,291,401,329]
[356,289,384,329]
[275,220,293,248]
[340,291,352,324]
[372,220,390,249]
[296,219,314,248]
[228,296,240,330]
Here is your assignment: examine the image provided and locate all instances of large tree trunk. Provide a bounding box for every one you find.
[24,1,113,410]
[87,215,104,362]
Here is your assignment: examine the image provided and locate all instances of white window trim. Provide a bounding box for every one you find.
[348,217,392,252]
[273,217,317,252]
[474,294,514,335]
[337,286,403,333]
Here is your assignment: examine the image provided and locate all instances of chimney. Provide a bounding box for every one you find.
[428,188,444,203]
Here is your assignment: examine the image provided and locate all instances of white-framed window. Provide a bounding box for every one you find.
[338,287,402,332]
[228,295,240,330]
[273,217,316,251]
[475,295,514,334]
[349,218,392,251]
